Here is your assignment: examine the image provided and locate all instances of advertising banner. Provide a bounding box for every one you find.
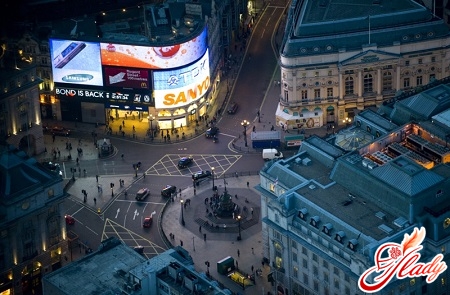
[50,39,103,86]
[55,85,154,105]
[153,49,210,109]
[100,27,207,69]
[104,67,150,89]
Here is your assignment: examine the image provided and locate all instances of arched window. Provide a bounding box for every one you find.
[383,72,392,91]
[364,74,373,92]
[345,77,354,95]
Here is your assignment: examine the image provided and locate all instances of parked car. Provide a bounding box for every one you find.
[227,102,238,114]
[51,126,71,136]
[192,170,212,180]
[178,156,193,168]
[161,185,177,197]
[135,188,150,201]
[143,216,153,228]
[65,215,75,225]
[205,127,219,138]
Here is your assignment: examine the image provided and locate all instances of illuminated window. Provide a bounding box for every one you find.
[383,72,392,90]
[301,90,308,99]
[327,88,333,97]
[403,77,410,88]
[314,89,320,98]
[345,77,354,94]
[364,74,373,92]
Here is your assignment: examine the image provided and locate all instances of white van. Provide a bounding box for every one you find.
[262,149,284,161]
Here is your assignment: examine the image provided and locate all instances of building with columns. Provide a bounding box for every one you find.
[277,0,450,131]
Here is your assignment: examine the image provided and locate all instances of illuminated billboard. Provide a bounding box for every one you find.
[104,67,149,89]
[55,85,153,105]
[50,39,103,86]
[153,49,210,109]
[100,27,207,69]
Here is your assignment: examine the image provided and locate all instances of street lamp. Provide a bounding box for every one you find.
[343,117,351,127]
[211,167,215,191]
[180,199,185,226]
[241,120,249,147]
[148,114,154,138]
[237,215,242,241]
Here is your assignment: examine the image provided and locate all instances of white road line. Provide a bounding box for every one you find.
[220,132,236,138]
[85,226,99,235]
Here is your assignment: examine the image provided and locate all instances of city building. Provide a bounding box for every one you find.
[259,83,450,294]
[43,237,232,295]
[277,0,450,131]
[0,141,69,295]
[11,0,249,130]
[0,40,45,155]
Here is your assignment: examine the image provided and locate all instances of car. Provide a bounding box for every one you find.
[65,215,75,225]
[133,246,144,255]
[135,188,150,201]
[227,102,238,114]
[51,126,71,136]
[161,185,177,197]
[205,127,219,138]
[192,170,212,180]
[178,156,193,168]
[42,161,62,176]
[143,216,153,228]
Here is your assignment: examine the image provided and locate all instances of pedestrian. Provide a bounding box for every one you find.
[121,154,124,159]
[251,265,254,272]
[237,249,240,257]
[143,173,145,179]
[199,225,202,232]
[252,247,254,254]
[76,157,79,165]
[122,120,125,127]
[94,198,97,205]
[96,175,99,182]
[247,181,249,188]
[119,179,122,187]
[83,169,87,177]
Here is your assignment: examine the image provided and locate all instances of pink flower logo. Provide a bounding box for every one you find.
[389,246,402,260]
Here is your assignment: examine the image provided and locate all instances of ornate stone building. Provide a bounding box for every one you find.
[277,0,450,130]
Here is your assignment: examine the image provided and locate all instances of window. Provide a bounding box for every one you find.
[344,273,350,282]
[293,266,298,278]
[327,88,333,97]
[303,273,309,285]
[313,266,318,276]
[403,77,410,88]
[405,60,410,66]
[292,240,297,249]
[293,252,298,262]
[418,58,423,64]
[416,76,423,86]
[383,72,392,90]
[312,253,318,262]
[364,74,373,92]
[345,77,354,94]
[284,90,289,101]
[301,90,308,99]
[314,280,319,291]
[431,56,436,62]
[323,260,328,268]
[315,71,319,77]
[302,72,307,78]
[430,73,436,81]
[324,272,329,283]
[303,259,308,269]
[302,247,308,256]
[314,89,320,98]
[328,70,332,76]
[345,286,350,294]
[334,267,339,276]
[334,277,340,289]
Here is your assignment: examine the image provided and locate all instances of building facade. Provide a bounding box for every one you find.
[0,142,69,295]
[277,0,450,131]
[0,40,45,155]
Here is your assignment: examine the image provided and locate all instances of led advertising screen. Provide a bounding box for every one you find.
[104,67,150,89]
[100,27,207,69]
[55,85,154,105]
[153,49,210,109]
[50,39,103,86]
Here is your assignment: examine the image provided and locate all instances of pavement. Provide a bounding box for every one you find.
[33,4,347,294]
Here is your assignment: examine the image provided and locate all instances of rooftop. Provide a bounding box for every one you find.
[282,0,450,57]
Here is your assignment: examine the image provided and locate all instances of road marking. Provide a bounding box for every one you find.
[220,132,236,138]
[86,226,99,236]
[133,209,139,220]
[115,208,120,218]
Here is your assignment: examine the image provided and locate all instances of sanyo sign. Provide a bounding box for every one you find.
[153,49,210,109]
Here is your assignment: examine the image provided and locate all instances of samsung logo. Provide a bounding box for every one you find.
[62,74,94,82]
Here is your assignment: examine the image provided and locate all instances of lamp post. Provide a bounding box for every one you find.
[343,117,351,127]
[211,167,215,191]
[241,120,249,147]
[148,114,154,138]
[180,199,185,226]
[237,215,242,241]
